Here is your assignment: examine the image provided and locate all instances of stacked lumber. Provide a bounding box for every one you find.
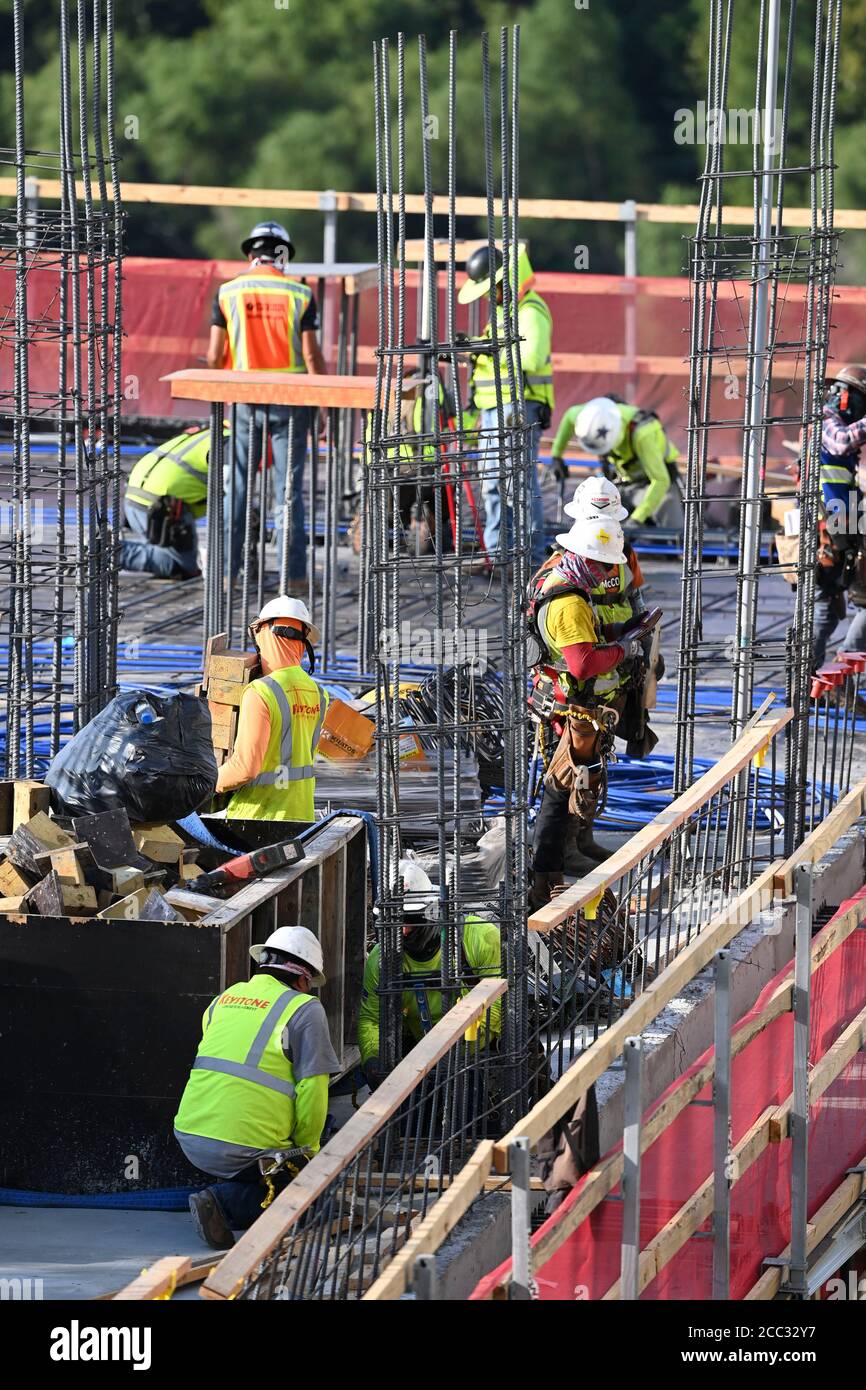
[200,632,260,766]
[0,783,213,923]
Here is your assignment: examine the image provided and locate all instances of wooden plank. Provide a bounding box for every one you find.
[111,1256,192,1301]
[12,782,51,830]
[770,999,866,1143]
[773,777,866,896]
[528,711,792,933]
[164,369,390,411]
[10,177,866,231]
[362,1142,495,1300]
[493,859,782,1171]
[201,816,361,929]
[97,1255,218,1301]
[205,649,259,683]
[201,978,507,1300]
[746,1152,866,1299]
[205,677,247,708]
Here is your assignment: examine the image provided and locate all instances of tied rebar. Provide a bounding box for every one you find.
[368,28,532,1123]
[675,0,841,861]
[1,0,124,772]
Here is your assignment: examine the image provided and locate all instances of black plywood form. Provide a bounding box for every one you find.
[1,915,221,1193]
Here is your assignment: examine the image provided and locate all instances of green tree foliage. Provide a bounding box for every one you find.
[2,0,863,276]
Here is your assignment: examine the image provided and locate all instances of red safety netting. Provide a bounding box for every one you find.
[5,259,866,444]
[471,886,866,1301]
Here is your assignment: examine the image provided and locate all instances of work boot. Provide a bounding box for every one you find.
[189,1190,236,1251]
[529,871,564,911]
[575,826,612,864]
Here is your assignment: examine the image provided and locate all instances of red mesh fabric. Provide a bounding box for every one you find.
[5,259,865,437]
[471,885,866,1301]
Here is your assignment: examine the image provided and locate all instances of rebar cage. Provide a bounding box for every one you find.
[675,0,842,854]
[0,0,123,773]
[367,27,534,1127]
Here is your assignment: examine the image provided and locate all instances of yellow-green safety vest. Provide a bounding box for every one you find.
[126,428,221,518]
[226,666,328,823]
[537,563,632,700]
[470,290,554,412]
[174,972,312,1151]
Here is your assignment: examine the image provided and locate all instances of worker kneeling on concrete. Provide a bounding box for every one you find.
[527,513,659,909]
[119,424,224,579]
[358,859,501,1091]
[216,596,328,822]
[552,397,682,530]
[175,926,339,1249]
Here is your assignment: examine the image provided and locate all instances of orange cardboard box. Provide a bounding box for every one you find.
[318,698,375,761]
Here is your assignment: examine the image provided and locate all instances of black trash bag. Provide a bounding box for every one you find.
[46,690,218,823]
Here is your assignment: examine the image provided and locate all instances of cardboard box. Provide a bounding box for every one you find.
[208,702,239,752]
[318,698,375,761]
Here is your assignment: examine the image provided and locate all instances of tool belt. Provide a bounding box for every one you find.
[146,495,195,551]
[543,703,618,816]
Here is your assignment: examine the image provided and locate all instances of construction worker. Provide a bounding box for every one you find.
[358,859,501,1090]
[526,513,658,907]
[175,925,339,1248]
[119,424,226,578]
[552,397,682,529]
[216,595,328,822]
[813,364,866,666]
[460,245,552,570]
[208,221,328,593]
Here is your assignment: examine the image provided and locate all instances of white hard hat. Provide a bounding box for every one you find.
[564,476,628,522]
[250,925,326,986]
[373,856,436,919]
[574,398,625,455]
[253,595,320,646]
[555,515,627,565]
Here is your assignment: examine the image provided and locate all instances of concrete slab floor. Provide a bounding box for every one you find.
[0,1206,213,1301]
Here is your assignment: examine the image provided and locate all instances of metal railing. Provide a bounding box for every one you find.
[522,707,792,1086]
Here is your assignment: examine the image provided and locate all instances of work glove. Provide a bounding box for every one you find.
[551,456,569,484]
[654,651,666,680]
[622,516,642,534]
[363,1057,388,1092]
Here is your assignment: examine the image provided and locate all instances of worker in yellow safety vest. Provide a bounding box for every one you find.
[552,397,682,529]
[208,220,328,591]
[358,859,502,1090]
[216,595,329,822]
[119,424,227,579]
[175,925,339,1247]
[461,244,553,570]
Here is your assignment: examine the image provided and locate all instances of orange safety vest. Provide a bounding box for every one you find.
[217,264,313,372]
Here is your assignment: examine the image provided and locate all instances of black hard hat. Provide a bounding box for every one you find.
[241,220,296,261]
[458,245,504,305]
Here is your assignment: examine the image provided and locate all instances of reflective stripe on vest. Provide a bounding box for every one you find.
[126,431,210,506]
[192,985,300,1098]
[218,272,311,372]
[471,293,553,408]
[249,675,326,787]
[537,565,630,695]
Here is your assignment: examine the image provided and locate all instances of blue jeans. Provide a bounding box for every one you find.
[814,595,866,669]
[228,404,310,581]
[207,1164,272,1231]
[119,499,199,578]
[479,400,547,569]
